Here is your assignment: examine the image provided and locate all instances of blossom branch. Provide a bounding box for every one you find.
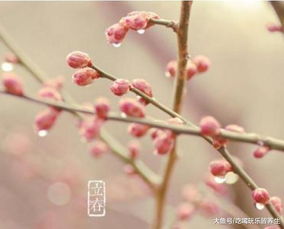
[0,25,159,191]
[149,18,178,32]
[270,1,284,30]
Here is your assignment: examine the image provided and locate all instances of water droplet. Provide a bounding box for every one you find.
[255,202,265,210]
[137,29,145,34]
[214,176,226,184]
[112,43,121,48]
[1,62,13,72]
[120,113,127,118]
[38,130,48,137]
[165,72,172,78]
[225,172,239,184]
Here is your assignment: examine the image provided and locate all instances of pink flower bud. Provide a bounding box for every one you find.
[150,128,164,140]
[80,118,103,142]
[212,136,228,149]
[199,200,220,217]
[43,76,65,90]
[186,61,197,80]
[193,55,211,73]
[94,97,110,119]
[205,175,228,195]
[153,132,174,155]
[252,188,270,204]
[267,23,283,33]
[128,123,149,137]
[176,203,195,221]
[66,51,92,69]
[72,67,99,86]
[270,196,283,214]
[181,184,201,203]
[199,116,221,136]
[225,124,245,133]
[34,108,60,132]
[121,12,148,31]
[38,87,62,101]
[132,79,153,97]
[119,98,145,118]
[110,79,130,96]
[123,164,136,176]
[253,146,270,159]
[209,160,232,177]
[89,140,108,158]
[165,60,177,78]
[128,140,140,159]
[5,53,19,64]
[2,73,24,96]
[105,23,128,45]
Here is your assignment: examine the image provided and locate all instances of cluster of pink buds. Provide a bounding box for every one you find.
[2,73,24,96]
[266,23,284,33]
[89,140,108,158]
[66,51,100,86]
[105,11,160,46]
[165,55,211,80]
[252,188,270,210]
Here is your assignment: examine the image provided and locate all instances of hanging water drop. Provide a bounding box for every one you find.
[225,172,239,184]
[214,176,226,184]
[137,29,145,34]
[38,130,48,137]
[255,202,265,210]
[1,62,13,72]
[112,43,121,48]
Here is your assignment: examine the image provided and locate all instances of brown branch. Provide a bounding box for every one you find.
[150,18,178,32]
[270,1,284,29]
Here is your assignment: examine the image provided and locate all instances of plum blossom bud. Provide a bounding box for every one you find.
[270,196,283,214]
[181,184,201,203]
[193,55,211,73]
[38,87,62,101]
[128,140,140,159]
[110,79,130,96]
[2,73,24,95]
[94,97,110,119]
[132,79,153,97]
[253,146,270,159]
[72,67,100,86]
[267,23,283,33]
[225,124,245,133]
[205,175,228,195]
[119,98,145,118]
[123,164,136,176]
[252,188,270,204]
[105,23,128,45]
[128,123,149,137]
[186,61,197,80]
[165,60,177,78]
[34,108,60,132]
[153,132,174,155]
[44,76,65,90]
[209,160,232,177]
[212,136,227,149]
[80,118,103,142]
[199,200,220,217]
[66,51,92,69]
[176,203,195,221]
[5,53,19,64]
[121,12,148,31]
[89,140,108,158]
[199,116,221,137]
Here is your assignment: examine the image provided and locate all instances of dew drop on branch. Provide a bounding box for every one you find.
[137,29,145,34]
[37,130,48,137]
[1,62,13,72]
[255,203,265,210]
[225,172,239,184]
[214,176,226,184]
[112,43,121,48]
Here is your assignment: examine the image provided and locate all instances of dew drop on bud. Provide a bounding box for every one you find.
[214,176,226,184]
[255,202,265,210]
[225,171,239,184]
[137,29,145,34]
[38,130,48,137]
[120,112,127,118]
[1,62,13,72]
[112,43,121,48]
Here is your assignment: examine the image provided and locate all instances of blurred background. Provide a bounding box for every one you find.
[0,1,283,229]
